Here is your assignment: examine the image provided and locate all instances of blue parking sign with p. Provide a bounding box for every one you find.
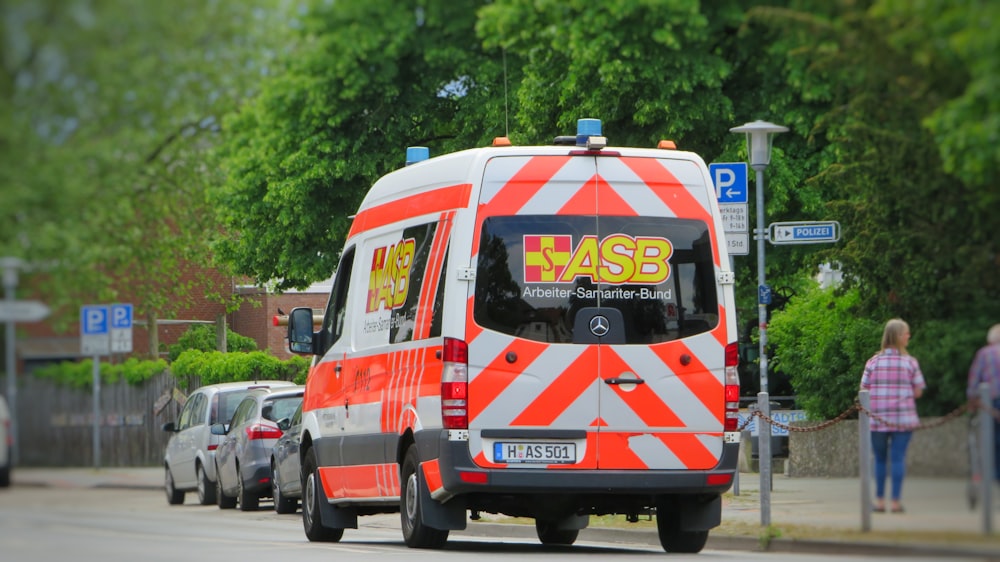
[112,303,133,329]
[709,162,749,204]
[82,305,109,335]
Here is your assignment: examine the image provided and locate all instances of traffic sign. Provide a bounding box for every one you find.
[709,163,748,204]
[759,284,772,305]
[81,304,110,355]
[110,303,133,353]
[0,300,50,322]
[769,221,841,245]
[725,233,750,256]
[719,203,748,233]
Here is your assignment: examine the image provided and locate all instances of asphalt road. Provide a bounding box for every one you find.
[2,484,983,562]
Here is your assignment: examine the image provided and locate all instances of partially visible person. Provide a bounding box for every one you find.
[967,323,1000,483]
[860,318,926,514]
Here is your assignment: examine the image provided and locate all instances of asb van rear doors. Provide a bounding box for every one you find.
[468,154,727,471]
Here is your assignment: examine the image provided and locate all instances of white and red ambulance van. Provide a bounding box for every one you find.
[286,118,741,553]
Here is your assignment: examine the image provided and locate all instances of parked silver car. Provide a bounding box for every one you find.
[270,401,303,513]
[213,386,304,511]
[161,380,296,505]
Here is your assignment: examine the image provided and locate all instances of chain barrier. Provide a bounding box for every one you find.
[741,399,999,434]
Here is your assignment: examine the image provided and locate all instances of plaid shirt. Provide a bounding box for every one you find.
[860,348,926,431]
[967,343,1000,401]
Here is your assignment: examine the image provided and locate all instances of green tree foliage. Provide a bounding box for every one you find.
[768,284,880,419]
[33,357,169,389]
[166,324,258,362]
[171,350,309,390]
[0,0,288,328]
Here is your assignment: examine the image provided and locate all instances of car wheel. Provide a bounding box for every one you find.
[164,466,184,505]
[216,462,237,509]
[196,463,216,505]
[237,464,259,511]
[535,519,579,545]
[301,448,343,542]
[656,509,708,553]
[400,444,448,549]
[272,459,296,514]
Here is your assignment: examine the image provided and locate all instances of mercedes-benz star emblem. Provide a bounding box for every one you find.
[589,315,610,337]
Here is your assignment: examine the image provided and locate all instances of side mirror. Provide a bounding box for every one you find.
[161,422,176,432]
[276,417,291,432]
[287,307,317,354]
[209,423,227,436]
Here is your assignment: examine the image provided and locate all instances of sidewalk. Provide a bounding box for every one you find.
[9,466,1000,558]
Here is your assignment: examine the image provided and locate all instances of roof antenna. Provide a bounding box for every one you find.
[503,47,509,138]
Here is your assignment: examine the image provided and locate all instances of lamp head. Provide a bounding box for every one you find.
[729,120,788,170]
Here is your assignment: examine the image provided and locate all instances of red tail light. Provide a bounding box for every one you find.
[246,422,283,440]
[441,337,468,429]
[724,342,741,431]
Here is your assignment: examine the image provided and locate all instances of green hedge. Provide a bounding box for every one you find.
[170,350,309,390]
[33,357,171,389]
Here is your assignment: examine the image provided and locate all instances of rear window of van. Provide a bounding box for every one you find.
[473,215,718,344]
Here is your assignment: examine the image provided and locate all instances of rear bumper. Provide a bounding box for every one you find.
[427,433,739,497]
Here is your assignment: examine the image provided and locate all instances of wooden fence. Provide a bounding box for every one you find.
[16,371,185,467]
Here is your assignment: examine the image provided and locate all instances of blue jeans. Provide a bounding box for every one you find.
[992,398,1000,483]
[870,430,913,501]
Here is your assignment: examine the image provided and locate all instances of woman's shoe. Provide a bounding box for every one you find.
[891,504,904,513]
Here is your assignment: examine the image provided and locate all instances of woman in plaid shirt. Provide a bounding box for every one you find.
[860,318,926,513]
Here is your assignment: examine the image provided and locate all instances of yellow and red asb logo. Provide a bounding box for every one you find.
[523,234,673,285]
[367,238,416,313]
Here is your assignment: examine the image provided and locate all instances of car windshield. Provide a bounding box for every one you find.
[262,395,303,422]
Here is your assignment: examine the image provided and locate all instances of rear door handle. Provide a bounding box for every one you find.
[604,377,645,385]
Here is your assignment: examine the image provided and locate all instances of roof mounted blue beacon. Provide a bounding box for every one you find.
[576,118,607,150]
[406,146,430,166]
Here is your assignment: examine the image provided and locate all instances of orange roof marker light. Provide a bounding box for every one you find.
[492,136,512,147]
[657,140,677,150]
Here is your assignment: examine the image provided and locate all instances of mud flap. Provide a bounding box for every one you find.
[319,500,359,529]
[419,470,467,530]
[658,495,721,532]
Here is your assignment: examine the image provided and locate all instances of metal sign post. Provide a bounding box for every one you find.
[81,305,110,469]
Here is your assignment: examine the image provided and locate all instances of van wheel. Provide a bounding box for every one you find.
[237,465,259,511]
[400,444,449,549]
[216,463,237,509]
[164,466,184,505]
[273,459,297,514]
[302,448,344,542]
[196,463,216,505]
[656,510,708,553]
[535,519,579,545]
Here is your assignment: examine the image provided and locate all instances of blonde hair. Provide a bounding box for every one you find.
[987,324,1000,345]
[881,318,910,353]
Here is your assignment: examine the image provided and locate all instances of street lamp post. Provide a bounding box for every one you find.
[730,120,787,527]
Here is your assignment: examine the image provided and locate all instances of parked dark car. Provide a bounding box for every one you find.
[270,402,303,514]
[212,386,304,511]
[161,381,296,505]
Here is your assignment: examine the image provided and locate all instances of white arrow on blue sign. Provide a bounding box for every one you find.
[769,221,841,245]
[709,162,748,204]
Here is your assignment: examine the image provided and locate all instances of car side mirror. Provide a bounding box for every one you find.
[276,417,291,431]
[209,423,227,436]
[287,307,317,354]
[161,422,176,432]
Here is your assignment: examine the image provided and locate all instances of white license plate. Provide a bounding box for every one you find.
[493,442,576,464]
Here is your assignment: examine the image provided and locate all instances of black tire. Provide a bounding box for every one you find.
[535,519,579,545]
[301,448,343,542]
[164,466,185,505]
[656,509,708,554]
[273,459,297,514]
[196,463,216,505]
[216,463,237,509]
[237,465,259,512]
[400,444,449,549]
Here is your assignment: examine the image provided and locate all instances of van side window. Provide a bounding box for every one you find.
[319,247,356,355]
[429,249,448,337]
